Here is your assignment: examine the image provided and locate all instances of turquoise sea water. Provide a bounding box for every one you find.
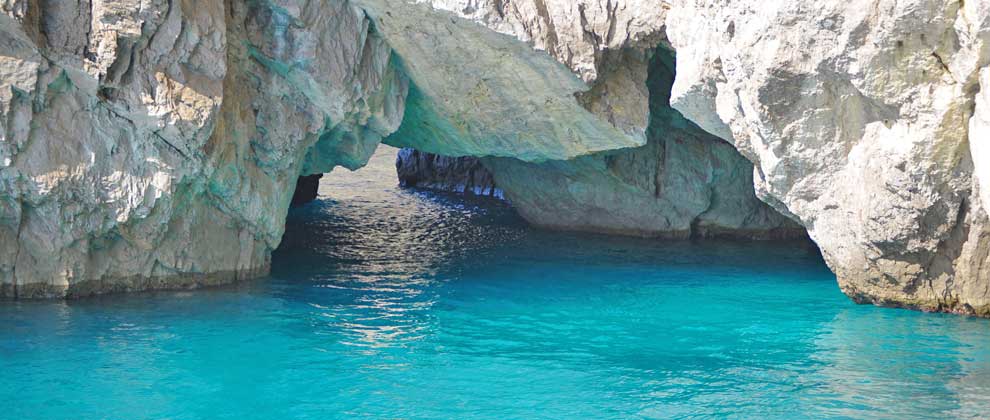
[1,146,989,419]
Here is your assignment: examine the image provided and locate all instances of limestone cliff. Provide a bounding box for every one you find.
[480,46,803,239]
[0,0,408,297]
[0,0,642,297]
[1,0,988,316]
[393,0,990,315]
[666,0,990,315]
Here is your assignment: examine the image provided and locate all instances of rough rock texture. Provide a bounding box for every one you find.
[483,46,803,238]
[395,0,990,314]
[358,0,645,160]
[421,0,667,145]
[396,148,500,197]
[0,0,647,297]
[3,0,989,316]
[666,0,990,315]
[0,0,408,297]
[405,2,799,238]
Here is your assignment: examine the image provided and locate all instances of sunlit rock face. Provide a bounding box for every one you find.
[392,2,798,238]
[421,0,667,145]
[666,0,990,315]
[386,1,801,238]
[483,47,803,239]
[0,0,407,297]
[3,0,989,316]
[394,0,990,314]
[357,0,646,161]
[0,0,653,297]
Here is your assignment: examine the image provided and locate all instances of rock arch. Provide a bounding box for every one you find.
[1,0,988,316]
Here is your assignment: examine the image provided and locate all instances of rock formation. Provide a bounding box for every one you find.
[386,0,990,314]
[481,46,803,239]
[0,0,642,298]
[1,0,988,316]
[396,148,500,197]
[666,0,990,315]
[0,0,408,297]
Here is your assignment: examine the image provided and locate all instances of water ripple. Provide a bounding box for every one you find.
[0,146,988,419]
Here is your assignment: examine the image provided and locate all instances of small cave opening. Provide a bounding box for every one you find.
[290,174,324,207]
[286,146,505,210]
[394,148,503,199]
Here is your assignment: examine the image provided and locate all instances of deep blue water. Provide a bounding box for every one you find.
[1,146,989,419]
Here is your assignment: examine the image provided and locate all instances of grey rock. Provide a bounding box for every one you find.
[482,46,803,239]
[0,0,407,297]
[666,0,990,315]
[1,0,988,317]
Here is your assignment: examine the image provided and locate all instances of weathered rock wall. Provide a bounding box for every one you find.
[0,0,408,297]
[481,46,803,239]
[392,0,990,314]
[2,0,988,316]
[398,2,799,238]
[357,0,645,160]
[0,0,648,297]
[666,0,990,315]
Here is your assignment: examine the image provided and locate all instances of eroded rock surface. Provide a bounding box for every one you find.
[2,0,988,316]
[393,0,990,314]
[666,0,990,315]
[358,0,645,160]
[483,47,803,239]
[0,0,407,297]
[0,0,649,297]
[423,0,667,144]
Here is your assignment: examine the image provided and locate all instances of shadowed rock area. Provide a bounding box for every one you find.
[407,46,805,239]
[396,148,501,197]
[485,46,806,239]
[291,174,325,207]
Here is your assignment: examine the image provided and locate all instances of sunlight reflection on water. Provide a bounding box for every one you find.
[1,145,988,419]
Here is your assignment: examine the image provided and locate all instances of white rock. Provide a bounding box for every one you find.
[1,0,988,317]
[667,0,990,315]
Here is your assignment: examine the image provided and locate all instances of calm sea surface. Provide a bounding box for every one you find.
[1,146,988,419]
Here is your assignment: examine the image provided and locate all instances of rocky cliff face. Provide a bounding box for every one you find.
[0,0,408,297]
[481,46,804,239]
[666,0,990,315]
[387,0,990,314]
[0,0,643,297]
[1,0,988,315]
[392,1,800,238]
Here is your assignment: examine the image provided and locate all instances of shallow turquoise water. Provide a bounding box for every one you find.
[1,147,989,419]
